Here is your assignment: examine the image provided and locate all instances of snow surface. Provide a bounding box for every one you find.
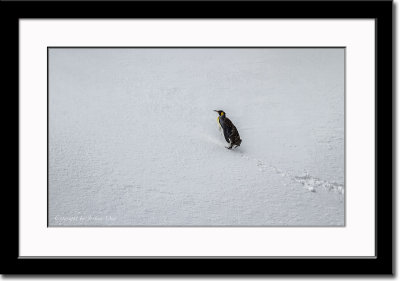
[48,48,344,226]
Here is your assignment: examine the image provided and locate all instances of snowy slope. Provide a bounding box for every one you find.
[49,48,344,226]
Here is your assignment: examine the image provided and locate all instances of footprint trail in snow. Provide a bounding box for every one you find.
[238,151,344,195]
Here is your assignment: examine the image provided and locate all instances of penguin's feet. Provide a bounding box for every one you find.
[225,146,233,149]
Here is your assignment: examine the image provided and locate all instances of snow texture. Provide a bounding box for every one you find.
[49,48,344,226]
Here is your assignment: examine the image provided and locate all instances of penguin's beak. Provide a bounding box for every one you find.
[214,110,218,112]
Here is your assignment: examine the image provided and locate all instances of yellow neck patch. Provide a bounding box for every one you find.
[220,112,224,116]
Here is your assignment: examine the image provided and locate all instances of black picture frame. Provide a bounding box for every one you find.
[4,0,392,275]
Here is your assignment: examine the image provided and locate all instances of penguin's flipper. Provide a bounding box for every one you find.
[223,128,231,143]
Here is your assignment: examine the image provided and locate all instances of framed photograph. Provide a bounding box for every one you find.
[5,0,392,275]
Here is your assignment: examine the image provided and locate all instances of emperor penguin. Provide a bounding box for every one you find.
[214,110,242,149]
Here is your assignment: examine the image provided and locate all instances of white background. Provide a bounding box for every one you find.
[20,19,373,257]
[10,1,396,276]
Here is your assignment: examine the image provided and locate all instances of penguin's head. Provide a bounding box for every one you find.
[214,110,225,117]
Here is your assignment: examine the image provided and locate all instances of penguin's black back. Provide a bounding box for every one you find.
[219,115,241,145]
